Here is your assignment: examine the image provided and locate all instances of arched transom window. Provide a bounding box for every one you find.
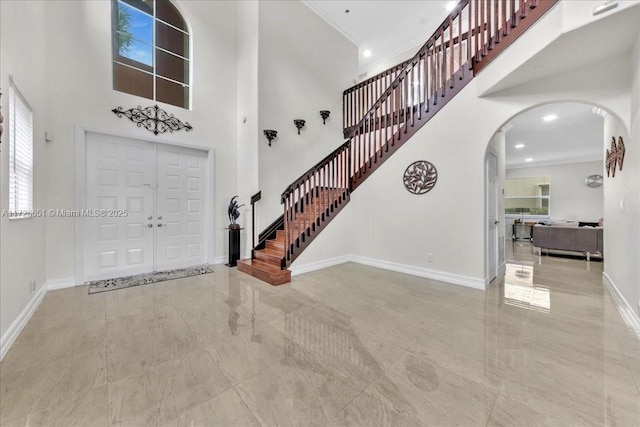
[112,0,190,109]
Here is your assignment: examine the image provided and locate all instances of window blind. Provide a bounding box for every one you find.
[9,82,33,218]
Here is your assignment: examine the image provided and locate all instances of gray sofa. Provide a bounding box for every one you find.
[532,225,603,260]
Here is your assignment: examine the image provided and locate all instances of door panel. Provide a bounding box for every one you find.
[156,145,207,270]
[84,133,155,280]
[487,153,498,281]
[83,133,209,281]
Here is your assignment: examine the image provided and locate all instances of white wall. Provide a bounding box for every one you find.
[603,18,640,319]
[257,0,358,232]
[0,1,48,340]
[236,1,260,258]
[41,1,239,281]
[506,161,604,222]
[350,3,636,287]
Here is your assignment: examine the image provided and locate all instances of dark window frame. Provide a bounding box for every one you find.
[111,0,191,109]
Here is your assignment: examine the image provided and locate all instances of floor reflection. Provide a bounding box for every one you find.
[504,261,550,312]
[2,241,638,426]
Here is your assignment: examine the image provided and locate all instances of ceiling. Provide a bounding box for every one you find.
[504,102,605,169]
[303,0,453,75]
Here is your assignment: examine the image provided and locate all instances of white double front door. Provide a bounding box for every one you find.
[83,132,208,281]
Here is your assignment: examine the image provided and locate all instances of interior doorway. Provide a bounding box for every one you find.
[486,152,499,282]
[486,101,607,282]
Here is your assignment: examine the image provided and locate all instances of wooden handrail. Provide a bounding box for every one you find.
[343,59,413,95]
[281,140,351,200]
[344,0,470,139]
[342,0,471,135]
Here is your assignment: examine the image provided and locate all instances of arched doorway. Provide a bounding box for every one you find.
[485,101,623,282]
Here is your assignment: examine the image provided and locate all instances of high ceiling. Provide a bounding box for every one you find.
[303,0,453,75]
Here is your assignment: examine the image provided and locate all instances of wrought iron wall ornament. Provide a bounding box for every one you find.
[264,129,278,146]
[605,136,626,178]
[403,161,438,194]
[605,150,613,178]
[617,136,625,171]
[112,105,193,135]
[320,110,330,124]
[293,119,305,135]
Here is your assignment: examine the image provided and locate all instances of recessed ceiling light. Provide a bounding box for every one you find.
[525,158,533,162]
[446,1,457,11]
[363,49,372,58]
[542,114,557,122]
[515,143,525,149]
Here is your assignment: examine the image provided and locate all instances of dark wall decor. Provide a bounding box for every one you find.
[617,136,625,171]
[227,195,244,227]
[320,110,330,124]
[112,105,193,135]
[403,160,438,195]
[293,119,305,135]
[263,129,278,146]
[226,196,245,267]
[606,136,625,178]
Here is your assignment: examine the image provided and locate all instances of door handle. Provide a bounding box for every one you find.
[157,223,165,227]
[148,216,153,220]
[494,220,500,225]
[147,224,153,228]
[158,216,163,220]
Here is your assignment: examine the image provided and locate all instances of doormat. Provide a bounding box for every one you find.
[87,265,215,294]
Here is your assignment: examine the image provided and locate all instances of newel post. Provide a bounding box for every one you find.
[250,191,261,250]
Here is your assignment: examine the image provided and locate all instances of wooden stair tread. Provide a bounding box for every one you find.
[261,248,284,257]
[237,259,291,286]
[266,242,285,252]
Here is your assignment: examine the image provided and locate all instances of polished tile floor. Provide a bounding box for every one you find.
[1,243,639,426]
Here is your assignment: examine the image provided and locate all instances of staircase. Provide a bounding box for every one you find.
[238,0,558,285]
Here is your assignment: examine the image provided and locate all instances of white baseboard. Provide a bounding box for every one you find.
[603,272,640,339]
[485,262,507,286]
[290,255,351,276]
[213,256,228,265]
[350,255,486,290]
[499,261,506,276]
[46,277,77,290]
[0,284,48,361]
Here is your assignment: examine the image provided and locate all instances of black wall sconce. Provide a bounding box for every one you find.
[293,119,305,135]
[320,110,330,124]
[263,129,278,146]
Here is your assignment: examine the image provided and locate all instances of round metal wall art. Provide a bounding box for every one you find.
[403,161,438,195]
